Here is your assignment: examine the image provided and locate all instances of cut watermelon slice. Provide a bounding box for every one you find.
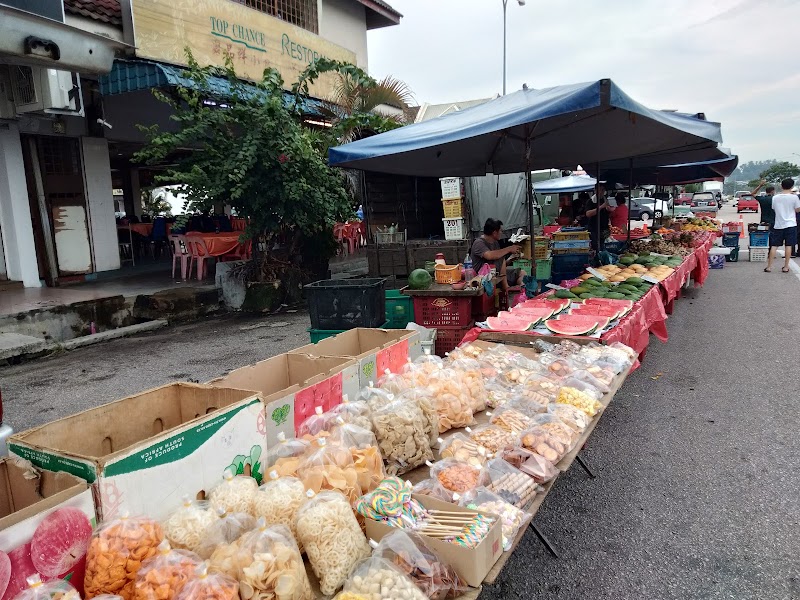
[582,298,633,317]
[497,310,546,326]
[507,307,555,320]
[519,298,570,314]
[569,306,622,320]
[545,320,597,336]
[550,314,611,334]
[486,316,538,332]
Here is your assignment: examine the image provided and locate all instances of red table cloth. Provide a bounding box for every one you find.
[185,232,243,256]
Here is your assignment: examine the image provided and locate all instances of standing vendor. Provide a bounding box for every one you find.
[609,192,629,233]
[585,184,611,249]
[471,218,524,289]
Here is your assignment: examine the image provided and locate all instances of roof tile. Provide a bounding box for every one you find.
[64,0,122,27]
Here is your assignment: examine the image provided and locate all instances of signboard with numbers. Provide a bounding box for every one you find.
[131,0,356,97]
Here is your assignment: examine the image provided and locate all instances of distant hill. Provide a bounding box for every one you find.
[733,159,778,182]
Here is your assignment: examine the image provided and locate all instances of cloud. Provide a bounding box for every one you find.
[368,0,800,162]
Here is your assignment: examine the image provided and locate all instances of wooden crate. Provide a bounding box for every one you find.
[406,240,470,271]
[366,244,408,277]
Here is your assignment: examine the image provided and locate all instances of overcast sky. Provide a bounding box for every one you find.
[368,0,800,165]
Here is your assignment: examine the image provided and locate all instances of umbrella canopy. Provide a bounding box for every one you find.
[591,155,739,186]
[329,79,724,177]
[533,174,597,194]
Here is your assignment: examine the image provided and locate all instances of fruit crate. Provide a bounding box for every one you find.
[749,231,769,247]
[442,217,468,240]
[512,258,532,272]
[472,293,497,321]
[434,324,474,357]
[441,198,464,218]
[413,295,473,327]
[552,228,590,242]
[749,247,769,262]
[385,290,414,329]
[305,278,387,330]
[308,321,390,343]
[522,237,551,260]
[552,252,590,274]
[721,232,740,248]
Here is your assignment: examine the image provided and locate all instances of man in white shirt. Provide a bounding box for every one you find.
[765,178,800,272]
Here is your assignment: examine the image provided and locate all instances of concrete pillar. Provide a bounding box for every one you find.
[0,123,41,287]
[130,167,142,218]
[82,137,120,272]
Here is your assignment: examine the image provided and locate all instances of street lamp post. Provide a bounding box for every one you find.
[502,0,525,95]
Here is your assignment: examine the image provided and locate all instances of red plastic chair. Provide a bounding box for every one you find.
[333,223,349,255]
[184,237,213,280]
[169,234,190,280]
[342,223,359,254]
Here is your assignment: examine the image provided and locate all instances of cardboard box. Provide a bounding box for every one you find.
[290,328,421,389]
[9,383,263,522]
[0,457,96,597]
[208,353,358,450]
[364,494,503,587]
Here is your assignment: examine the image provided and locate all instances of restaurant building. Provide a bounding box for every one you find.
[0,0,401,288]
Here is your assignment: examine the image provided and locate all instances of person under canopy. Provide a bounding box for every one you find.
[470,218,525,290]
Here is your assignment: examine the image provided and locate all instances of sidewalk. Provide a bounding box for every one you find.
[480,257,800,598]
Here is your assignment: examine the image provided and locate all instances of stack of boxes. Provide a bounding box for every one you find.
[748,229,770,262]
[551,229,591,283]
[440,177,468,240]
[721,231,740,262]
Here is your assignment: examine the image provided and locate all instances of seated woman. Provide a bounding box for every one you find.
[470,218,524,290]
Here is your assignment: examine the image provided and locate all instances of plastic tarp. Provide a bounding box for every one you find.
[533,174,597,194]
[329,79,723,177]
[590,155,739,186]
[466,173,529,232]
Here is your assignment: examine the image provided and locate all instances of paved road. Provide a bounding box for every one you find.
[480,257,800,598]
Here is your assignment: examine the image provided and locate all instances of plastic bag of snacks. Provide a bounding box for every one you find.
[358,385,396,411]
[438,433,488,467]
[547,403,591,434]
[538,355,577,378]
[447,357,487,412]
[235,522,312,600]
[467,424,517,454]
[411,478,454,503]
[518,426,570,464]
[14,575,79,600]
[297,406,335,438]
[342,557,427,600]
[523,376,561,400]
[556,386,603,416]
[445,343,484,363]
[296,437,362,504]
[329,422,379,450]
[372,530,469,600]
[371,397,433,475]
[479,457,538,508]
[251,472,306,547]
[531,413,579,447]
[507,390,549,415]
[209,471,258,515]
[266,433,310,476]
[568,369,610,394]
[431,459,482,495]
[484,380,517,409]
[499,446,559,484]
[198,509,256,561]
[163,496,218,554]
[376,369,413,396]
[84,514,165,600]
[133,540,201,600]
[560,377,603,401]
[397,388,440,447]
[329,423,386,493]
[295,491,371,596]
[489,407,534,434]
[328,396,373,432]
[458,487,531,551]
[400,355,444,388]
[428,369,475,432]
[174,564,238,600]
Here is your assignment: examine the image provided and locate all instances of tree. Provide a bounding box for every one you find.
[758,161,800,184]
[141,189,173,217]
[135,52,351,282]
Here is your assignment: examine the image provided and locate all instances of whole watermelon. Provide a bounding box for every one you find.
[408,268,433,290]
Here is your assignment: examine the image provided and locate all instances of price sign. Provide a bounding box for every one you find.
[642,275,659,284]
[545,283,566,290]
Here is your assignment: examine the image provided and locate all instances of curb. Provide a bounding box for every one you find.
[55,320,169,351]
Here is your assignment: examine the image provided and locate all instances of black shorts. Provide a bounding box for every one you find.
[770,226,798,248]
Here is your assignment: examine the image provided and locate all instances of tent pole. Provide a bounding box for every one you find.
[525,127,535,254]
[627,157,633,245]
[595,162,602,251]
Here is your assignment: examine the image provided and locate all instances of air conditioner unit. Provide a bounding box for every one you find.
[0,68,15,119]
[9,66,81,115]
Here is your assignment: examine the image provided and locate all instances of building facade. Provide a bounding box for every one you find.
[0,0,400,288]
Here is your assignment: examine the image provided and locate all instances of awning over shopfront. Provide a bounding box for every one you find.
[329,79,724,177]
[99,59,324,116]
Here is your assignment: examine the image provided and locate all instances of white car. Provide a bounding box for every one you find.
[637,198,672,219]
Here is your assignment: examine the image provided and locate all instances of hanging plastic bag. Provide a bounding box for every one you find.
[371,397,433,475]
[133,540,201,600]
[84,514,165,600]
[266,433,310,477]
[430,459,482,495]
[251,472,306,548]
[479,458,538,508]
[295,491,371,596]
[372,530,469,600]
[235,521,313,600]
[296,437,362,505]
[438,433,489,467]
[13,575,79,600]
[174,564,238,600]
[342,557,428,600]
[458,487,531,551]
[163,496,218,555]
[499,446,559,484]
[208,471,258,516]
[199,509,257,562]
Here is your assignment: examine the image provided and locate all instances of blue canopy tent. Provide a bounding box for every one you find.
[590,155,739,186]
[330,78,725,259]
[533,174,597,194]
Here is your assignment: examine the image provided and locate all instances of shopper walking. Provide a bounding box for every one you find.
[765,178,800,272]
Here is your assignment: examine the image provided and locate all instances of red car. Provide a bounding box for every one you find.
[675,193,693,205]
[737,194,759,213]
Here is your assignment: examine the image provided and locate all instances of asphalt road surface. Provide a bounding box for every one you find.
[3,240,799,599]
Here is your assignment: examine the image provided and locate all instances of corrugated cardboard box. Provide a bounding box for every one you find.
[364,494,503,587]
[208,353,358,450]
[290,328,421,389]
[0,457,96,597]
[9,383,263,522]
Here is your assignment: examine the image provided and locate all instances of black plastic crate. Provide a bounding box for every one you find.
[304,278,387,330]
[721,232,740,248]
[552,252,590,274]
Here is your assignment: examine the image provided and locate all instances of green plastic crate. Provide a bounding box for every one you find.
[385,290,414,329]
[536,258,552,280]
[308,321,390,343]
[512,258,533,272]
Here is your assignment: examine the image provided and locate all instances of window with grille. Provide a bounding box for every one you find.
[231,0,319,34]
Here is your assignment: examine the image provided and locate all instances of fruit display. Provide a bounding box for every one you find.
[546,314,609,335]
[678,217,720,232]
[627,238,690,257]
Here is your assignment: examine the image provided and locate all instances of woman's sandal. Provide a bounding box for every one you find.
[782,266,790,273]
[764,267,771,272]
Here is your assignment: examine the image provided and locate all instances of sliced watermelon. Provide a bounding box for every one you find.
[508,306,555,320]
[486,316,538,332]
[569,306,622,320]
[519,298,570,314]
[550,314,611,334]
[545,319,597,336]
[497,310,547,326]
[582,297,633,317]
